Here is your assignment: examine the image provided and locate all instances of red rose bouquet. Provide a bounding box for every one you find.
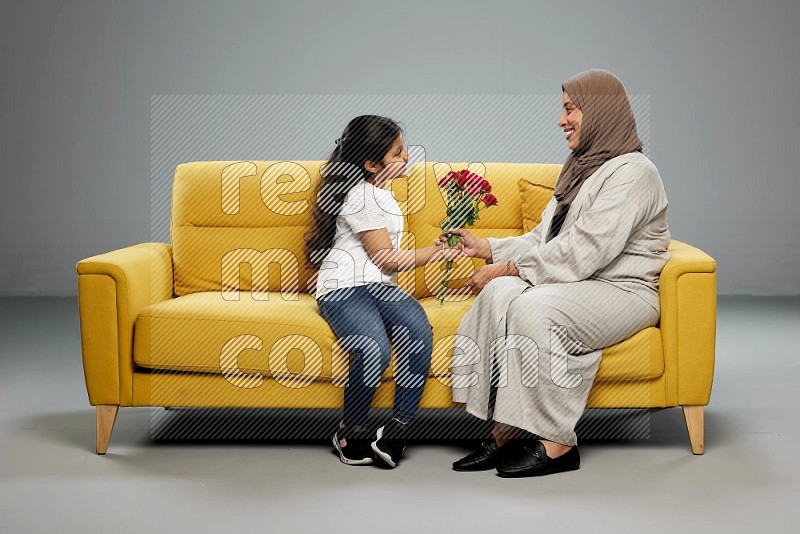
[436,169,498,303]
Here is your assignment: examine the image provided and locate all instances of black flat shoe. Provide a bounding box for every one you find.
[452,437,507,472]
[496,440,580,478]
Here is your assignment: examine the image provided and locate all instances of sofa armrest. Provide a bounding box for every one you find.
[658,239,717,406]
[76,243,173,405]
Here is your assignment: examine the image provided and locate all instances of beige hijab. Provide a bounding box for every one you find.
[546,69,643,241]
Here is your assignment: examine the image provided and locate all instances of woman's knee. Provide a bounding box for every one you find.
[507,292,559,327]
[504,294,569,356]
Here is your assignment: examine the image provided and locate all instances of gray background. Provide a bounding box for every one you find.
[1,0,798,296]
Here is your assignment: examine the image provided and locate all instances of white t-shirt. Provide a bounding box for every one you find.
[314,181,405,300]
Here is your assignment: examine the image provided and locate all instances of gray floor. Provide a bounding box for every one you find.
[1,295,798,533]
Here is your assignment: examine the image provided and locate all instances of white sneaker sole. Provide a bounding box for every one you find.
[371,425,404,468]
[332,434,374,466]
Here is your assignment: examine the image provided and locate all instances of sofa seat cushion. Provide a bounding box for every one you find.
[134,291,663,384]
[419,297,664,382]
[595,326,664,381]
[134,291,459,382]
[134,292,340,381]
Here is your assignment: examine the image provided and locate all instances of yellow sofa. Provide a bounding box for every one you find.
[76,160,717,455]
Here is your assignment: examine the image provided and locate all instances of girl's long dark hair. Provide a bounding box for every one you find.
[304,115,403,268]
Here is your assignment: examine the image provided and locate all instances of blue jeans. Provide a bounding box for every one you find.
[317,283,433,426]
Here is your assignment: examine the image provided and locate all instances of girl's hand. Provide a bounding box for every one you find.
[435,228,492,261]
[433,240,467,262]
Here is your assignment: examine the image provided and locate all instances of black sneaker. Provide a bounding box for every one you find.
[371,418,409,468]
[332,421,375,465]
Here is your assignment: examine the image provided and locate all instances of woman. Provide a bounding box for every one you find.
[440,69,671,477]
[305,115,464,468]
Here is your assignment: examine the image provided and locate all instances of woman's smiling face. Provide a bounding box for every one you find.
[558,92,583,151]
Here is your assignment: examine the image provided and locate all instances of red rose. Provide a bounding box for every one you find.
[466,172,482,185]
[457,169,469,187]
[481,180,492,193]
[467,184,482,196]
[482,194,498,206]
[439,171,458,188]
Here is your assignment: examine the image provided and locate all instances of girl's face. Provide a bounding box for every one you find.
[557,92,583,151]
[368,133,409,187]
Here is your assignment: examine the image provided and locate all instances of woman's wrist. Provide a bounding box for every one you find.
[506,259,519,277]
[482,238,493,262]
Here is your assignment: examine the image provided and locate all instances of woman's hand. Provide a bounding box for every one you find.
[435,228,492,261]
[466,263,507,294]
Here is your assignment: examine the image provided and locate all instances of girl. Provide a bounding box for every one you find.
[304,115,464,468]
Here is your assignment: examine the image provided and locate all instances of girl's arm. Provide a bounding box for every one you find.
[359,228,463,275]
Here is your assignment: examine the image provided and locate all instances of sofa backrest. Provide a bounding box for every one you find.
[171,160,321,297]
[170,160,560,298]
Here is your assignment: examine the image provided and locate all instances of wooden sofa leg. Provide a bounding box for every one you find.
[96,405,119,455]
[682,405,704,455]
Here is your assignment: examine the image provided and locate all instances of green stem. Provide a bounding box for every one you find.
[437,259,454,304]
[437,232,463,304]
